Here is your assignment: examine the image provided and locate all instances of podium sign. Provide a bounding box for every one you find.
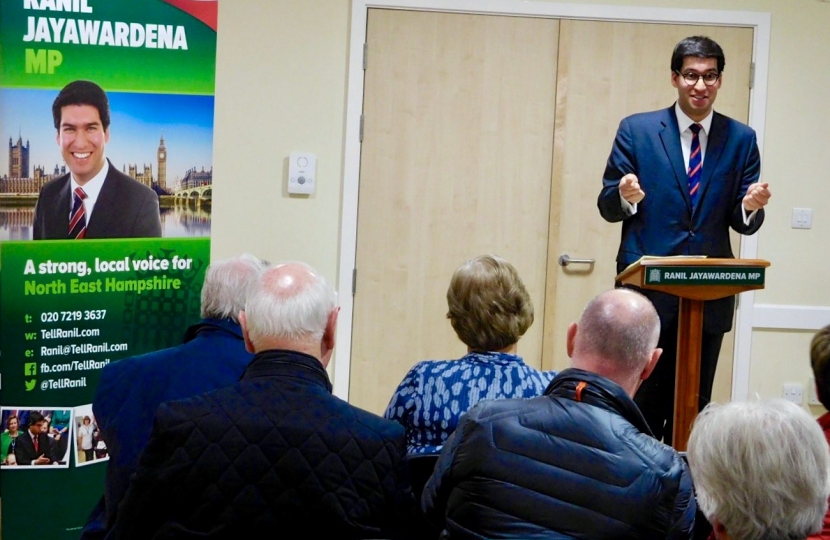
[644,267,765,286]
[617,257,769,450]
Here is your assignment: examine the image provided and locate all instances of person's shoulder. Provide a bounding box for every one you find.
[622,107,671,123]
[102,342,185,379]
[339,396,407,441]
[154,388,219,429]
[713,111,756,137]
[469,394,546,425]
[620,421,687,476]
[106,166,158,197]
[39,172,70,194]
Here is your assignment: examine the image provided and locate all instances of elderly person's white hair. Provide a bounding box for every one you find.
[200,253,267,321]
[243,262,337,347]
[687,399,830,540]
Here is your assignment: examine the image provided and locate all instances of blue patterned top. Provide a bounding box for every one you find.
[384,351,557,455]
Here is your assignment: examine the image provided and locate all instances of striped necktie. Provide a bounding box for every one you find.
[688,123,702,207]
[69,187,88,239]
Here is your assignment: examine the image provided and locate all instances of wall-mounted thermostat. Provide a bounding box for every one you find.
[288,152,316,194]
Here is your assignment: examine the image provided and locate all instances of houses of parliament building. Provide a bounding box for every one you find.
[1,135,168,194]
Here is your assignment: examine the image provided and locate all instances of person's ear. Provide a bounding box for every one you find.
[239,311,255,354]
[641,348,662,381]
[566,322,578,358]
[671,70,680,89]
[320,307,340,368]
[712,519,730,540]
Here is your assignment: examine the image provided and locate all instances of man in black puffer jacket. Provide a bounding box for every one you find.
[423,288,696,539]
[107,262,416,539]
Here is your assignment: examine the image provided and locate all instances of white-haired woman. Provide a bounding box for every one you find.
[687,399,830,540]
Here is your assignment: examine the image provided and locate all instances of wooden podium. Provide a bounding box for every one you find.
[616,257,770,450]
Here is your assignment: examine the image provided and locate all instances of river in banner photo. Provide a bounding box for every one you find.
[0,198,211,241]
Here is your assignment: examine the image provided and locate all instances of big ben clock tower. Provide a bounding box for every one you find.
[157,135,167,190]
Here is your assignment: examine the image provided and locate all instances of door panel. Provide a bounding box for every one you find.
[351,9,560,414]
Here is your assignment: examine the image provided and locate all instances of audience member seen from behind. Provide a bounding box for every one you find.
[385,254,556,454]
[688,399,830,540]
[808,324,830,540]
[422,288,696,539]
[108,262,416,539]
[81,254,266,540]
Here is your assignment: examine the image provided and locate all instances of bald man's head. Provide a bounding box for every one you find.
[568,289,661,393]
[241,262,338,355]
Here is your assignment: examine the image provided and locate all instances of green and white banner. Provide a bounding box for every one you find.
[0,1,218,537]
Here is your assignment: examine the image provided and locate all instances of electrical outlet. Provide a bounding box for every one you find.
[792,208,813,229]
[782,383,803,405]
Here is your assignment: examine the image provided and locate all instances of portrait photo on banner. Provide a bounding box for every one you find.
[0,86,215,242]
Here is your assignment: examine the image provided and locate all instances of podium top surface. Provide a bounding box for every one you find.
[616,257,770,301]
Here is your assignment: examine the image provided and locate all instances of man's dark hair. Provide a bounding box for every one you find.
[27,411,44,428]
[811,325,830,410]
[52,80,111,130]
[671,36,725,73]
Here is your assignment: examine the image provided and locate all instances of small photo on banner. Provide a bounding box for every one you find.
[74,403,107,467]
[1,407,72,469]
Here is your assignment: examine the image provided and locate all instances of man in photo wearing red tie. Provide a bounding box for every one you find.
[597,36,772,443]
[13,411,54,466]
[32,80,162,240]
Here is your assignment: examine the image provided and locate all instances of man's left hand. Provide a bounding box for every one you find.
[743,182,771,212]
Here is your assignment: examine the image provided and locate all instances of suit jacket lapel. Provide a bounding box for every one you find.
[695,112,728,213]
[658,106,692,211]
[50,177,72,239]
[86,161,117,237]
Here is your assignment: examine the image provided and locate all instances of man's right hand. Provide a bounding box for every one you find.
[619,173,645,204]
[34,455,50,465]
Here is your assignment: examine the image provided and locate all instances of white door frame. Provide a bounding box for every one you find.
[335,0,771,402]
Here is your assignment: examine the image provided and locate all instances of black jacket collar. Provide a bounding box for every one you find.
[545,368,654,437]
[241,349,332,393]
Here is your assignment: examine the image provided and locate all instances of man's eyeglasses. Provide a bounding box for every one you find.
[676,71,721,87]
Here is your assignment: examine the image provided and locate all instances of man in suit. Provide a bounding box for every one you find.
[33,80,161,240]
[598,36,771,442]
[81,254,266,540]
[14,412,55,466]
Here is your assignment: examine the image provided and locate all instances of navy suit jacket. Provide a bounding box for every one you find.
[598,106,764,332]
[81,319,254,540]
[13,430,54,465]
[33,159,161,240]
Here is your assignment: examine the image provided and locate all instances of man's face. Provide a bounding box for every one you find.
[671,56,721,122]
[56,104,109,186]
[29,421,41,435]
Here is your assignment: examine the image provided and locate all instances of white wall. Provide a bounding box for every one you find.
[212,0,830,409]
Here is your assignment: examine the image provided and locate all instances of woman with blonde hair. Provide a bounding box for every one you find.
[385,255,556,454]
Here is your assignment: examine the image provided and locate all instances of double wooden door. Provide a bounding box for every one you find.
[350,8,753,415]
